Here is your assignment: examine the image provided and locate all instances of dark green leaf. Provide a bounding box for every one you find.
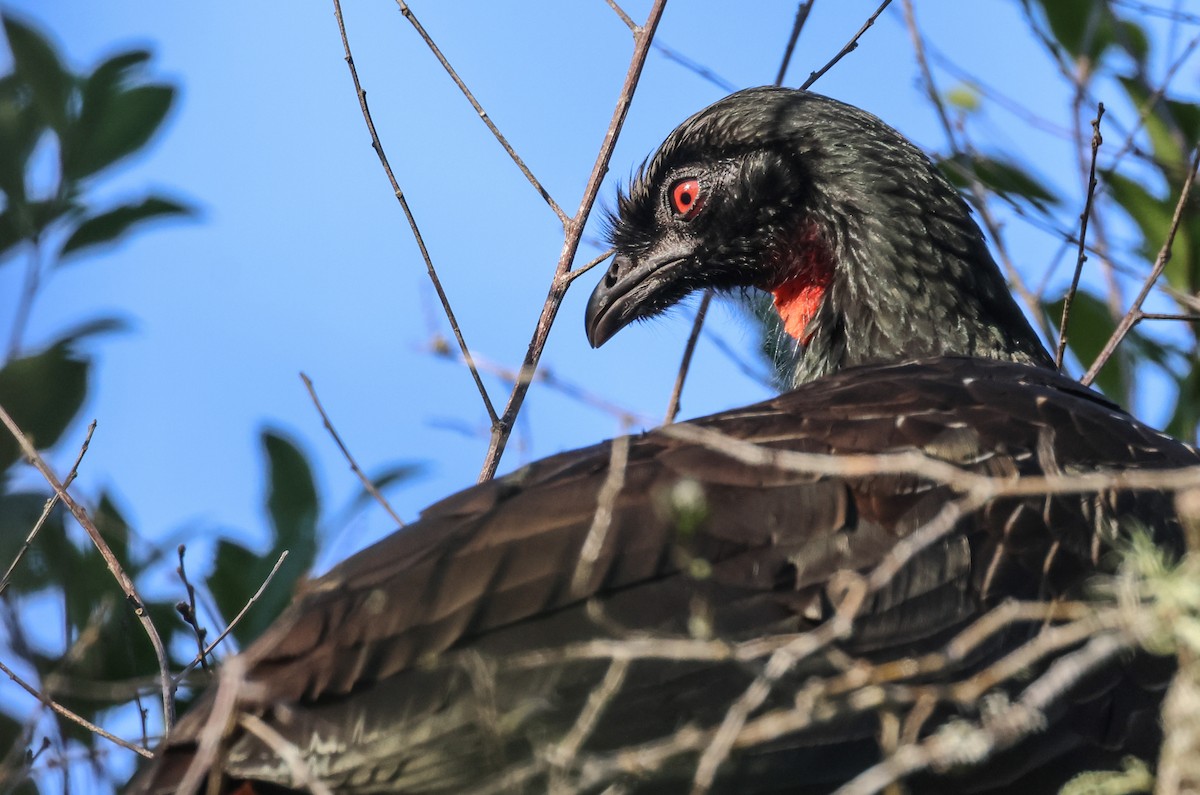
[60,196,192,259]
[2,14,72,132]
[210,430,319,645]
[0,73,45,204]
[64,84,174,180]
[0,343,88,472]
[1105,170,1196,293]
[52,316,130,345]
[0,490,66,594]
[0,712,37,793]
[1114,20,1150,66]
[1166,366,1200,442]
[1044,290,1128,400]
[1032,0,1130,65]
[0,208,24,263]
[1118,77,1192,174]
[940,153,1059,213]
[86,49,151,93]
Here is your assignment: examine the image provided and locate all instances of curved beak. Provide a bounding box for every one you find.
[585,252,691,348]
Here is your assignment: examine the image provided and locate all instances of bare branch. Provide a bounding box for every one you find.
[564,248,615,286]
[1083,146,1200,386]
[570,435,630,597]
[331,0,499,426]
[429,340,652,428]
[664,291,712,425]
[175,657,255,795]
[240,714,335,795]
[548,658,630,790]
[605,0,637,32]
[0,657,153,759]
[775,2,815,86]
[0,404,175,731]
[175,551,289,683]
[1056,103,1105,370]
[301,372,406,527]
[175,545,211,673]
[800,0,894,91]
[392,0,568,224]
[478,0,668,481]
[0,419,95,595]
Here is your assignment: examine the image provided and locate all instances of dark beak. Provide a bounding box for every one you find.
[585,252,691,348]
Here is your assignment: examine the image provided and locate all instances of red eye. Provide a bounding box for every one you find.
[670,178,704,219]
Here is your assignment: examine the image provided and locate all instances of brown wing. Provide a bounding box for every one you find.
[130,358,1197,794]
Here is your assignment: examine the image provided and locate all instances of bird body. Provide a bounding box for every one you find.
[131,88,1199,794]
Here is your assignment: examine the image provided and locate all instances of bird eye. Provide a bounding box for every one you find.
[670,178,704,219]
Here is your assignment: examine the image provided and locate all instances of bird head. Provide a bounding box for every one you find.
[585,87,1053,385]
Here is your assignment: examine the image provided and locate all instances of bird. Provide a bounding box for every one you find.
[129,87,1199,795]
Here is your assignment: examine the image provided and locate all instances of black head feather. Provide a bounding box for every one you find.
[588,87,1053,385]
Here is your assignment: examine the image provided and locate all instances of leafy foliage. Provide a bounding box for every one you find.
[0,15,416,793]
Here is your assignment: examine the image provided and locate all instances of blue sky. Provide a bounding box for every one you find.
[5,1,1200,789]
[1,2,1186,588]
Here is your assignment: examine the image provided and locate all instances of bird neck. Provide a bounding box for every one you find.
[776,188,1055,388]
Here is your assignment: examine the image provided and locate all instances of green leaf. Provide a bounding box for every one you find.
[940,153,1060,213]
[64,84,174,180]
[2,14,72,132]
[1166,366,1200,442]
[86,49,151,93]
[1105,170,1197,293]
[0,208,24,263]
[0,490,66,594]
[0,73,45,204]
[0,342,88,472]
[1031,0,1140,67]
[0,712,37,793]
[945,84,980,114]
[60,196,192,259]
[1118,77,1192,174]
[210,430,319,645]
[1044,290,1128,400]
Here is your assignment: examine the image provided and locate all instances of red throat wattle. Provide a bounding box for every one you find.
[770,225,834,344]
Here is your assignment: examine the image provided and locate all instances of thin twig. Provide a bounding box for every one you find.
[0,404,175,731]
[800,0,894,90]
[1142,312,1200,322]
[652,42,737,92]
[175,545,210,673]
[331,0,498,426]
[666,0,815,423]
[174,551,289,683]
[0,657,153,758]
[175,657,252,795]
[393,0,568,225]
[565,248,616,286]
[478,0,668,482]
[0,420,95,595]
[901,1,1046,335]
[664,291,712,425]
[570,435,630,597]
[300,372,405,527]
[1056,103,1105,370]
[901,0,958,152]
[775,2,815,85]
[430,342,652,428]
[239,714,335,795]
[605,0,637,32]
[548,658,631,790]
[1083,145,1200,386]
